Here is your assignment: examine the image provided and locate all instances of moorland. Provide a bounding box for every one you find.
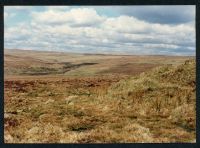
[4,49,196,143]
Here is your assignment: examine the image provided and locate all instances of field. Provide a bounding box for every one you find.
[4,49,196,143]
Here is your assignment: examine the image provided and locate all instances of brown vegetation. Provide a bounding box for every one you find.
[4,49,196,143]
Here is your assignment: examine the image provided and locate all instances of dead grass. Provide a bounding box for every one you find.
[4,56,196,143]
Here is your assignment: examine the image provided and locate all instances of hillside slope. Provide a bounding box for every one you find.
[4,59,196,143]
[104,59,196,142]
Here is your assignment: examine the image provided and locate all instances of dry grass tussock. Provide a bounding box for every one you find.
[4,59,196,143]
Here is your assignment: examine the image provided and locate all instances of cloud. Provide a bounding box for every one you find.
[4,6,195,56]
[32,8,106,27]
[115,6,195,24]
[102,16,150,34]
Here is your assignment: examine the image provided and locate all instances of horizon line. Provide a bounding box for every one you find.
[4,48,196,57]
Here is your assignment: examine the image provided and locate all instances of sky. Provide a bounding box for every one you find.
[4,6,195,55]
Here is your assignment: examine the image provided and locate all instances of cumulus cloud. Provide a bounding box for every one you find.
[32,8,106,27]
[4,6,195,55]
